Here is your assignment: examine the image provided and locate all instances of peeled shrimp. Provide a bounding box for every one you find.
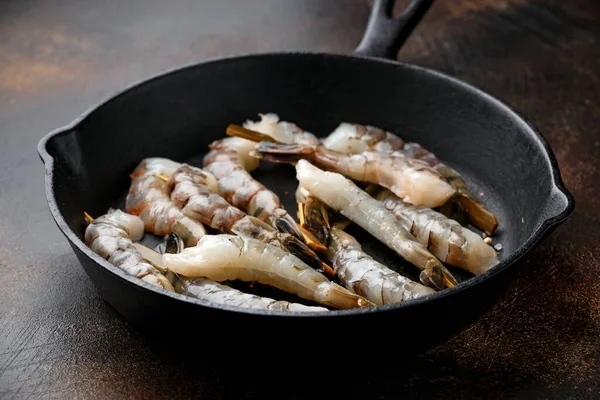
[166,164,333,276]
[125,158,207,247]
[375,188,499,275]
[84,209,174,291]
[327,227,435,305]
[162,234,374,309]
[322,122,499,234]
[295,160,458,290]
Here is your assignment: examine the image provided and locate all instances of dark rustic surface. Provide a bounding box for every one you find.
[1,0,599,398]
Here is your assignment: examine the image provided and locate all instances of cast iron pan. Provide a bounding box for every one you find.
[38,0,573,355]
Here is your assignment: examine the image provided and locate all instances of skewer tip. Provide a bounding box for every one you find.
[154,173,169,183]
[83,211,94,224]
[226,124,281,143]
[297,203,306,226]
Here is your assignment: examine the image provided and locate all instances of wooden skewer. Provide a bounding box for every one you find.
[83,212,94,224]
[154,174,169,182]
[297,203,306,226]
[226,124,282,143]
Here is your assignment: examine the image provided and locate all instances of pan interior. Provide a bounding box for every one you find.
[46,53,561,308]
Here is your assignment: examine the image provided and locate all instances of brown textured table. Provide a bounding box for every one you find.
[1,0,599,398]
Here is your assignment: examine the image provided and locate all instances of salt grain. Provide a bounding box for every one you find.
[494,243,503,251]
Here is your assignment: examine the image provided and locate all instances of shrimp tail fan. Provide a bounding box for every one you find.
[250,142,315,164]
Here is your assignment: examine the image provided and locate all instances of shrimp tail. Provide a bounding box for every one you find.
[434,164,498,235]
[283,235,335,278]
[439,196,469,227]
[251,142,316,164]
[269,208,305,241]
[420,260,457,290]
[317,282,376,309]
[142,274,175,291]
[456,191,499,235]
[298,225,328,254]
[271,207,327,254]
[298,195,331,248]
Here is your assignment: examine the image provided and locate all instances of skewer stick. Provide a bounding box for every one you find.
[226,124,282,143]
[154,173,169,183]
[298,203,306,226]
[83,211,94,224]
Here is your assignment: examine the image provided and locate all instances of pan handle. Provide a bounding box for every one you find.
[354,0,434,60]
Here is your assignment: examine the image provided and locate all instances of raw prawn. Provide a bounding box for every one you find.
[327,227,435,305]
[125,158,207,247]
[323,122,499,234]
[84,209,174,291]
[202,113,319,239]
[374,188,499,275]
[162,164,333,276]
[176,278,330,312]
[240,112,320,147]
[162,234,375,309]
[295,160,458,290]
[135,236,329,312]
[227,125,456,209]
[322,122,405,154]
[296,187,436,304]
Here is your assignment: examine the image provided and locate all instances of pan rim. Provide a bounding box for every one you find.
[38,51,575,318]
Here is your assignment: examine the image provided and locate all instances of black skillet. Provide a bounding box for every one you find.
[37,0,574,355]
